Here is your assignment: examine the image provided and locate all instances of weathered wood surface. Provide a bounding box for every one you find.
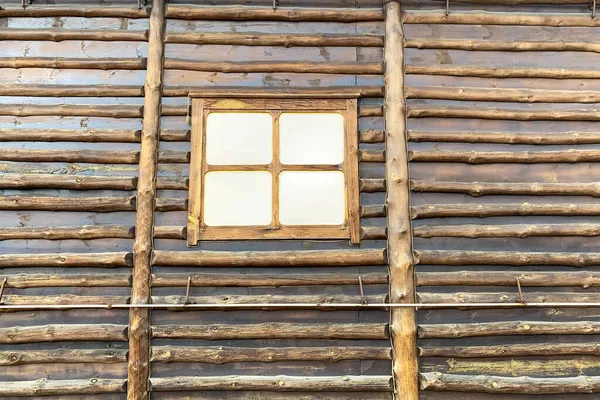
[414,224,600,238]
[0,196,136,212]
[0,252,132,268]
[411,203,600,219]
[0,349,128,366]
[0,85,145,98]
[405,40,600,54]
[0,149,140,164]
[417,271,600,286]
[0,174,137,190]
[0,324,128,343]
[403,11,600,27]
[408,130,600,145]
[411,181,600,197]
[0,273,131,288]
[415,250,600,266]
[164,59,383,74]
[418,321,600,338]
[407,106,600,121]
[409,149,600,163]
[0,57,146,70]
[166,32,383,47]
[0,225,134,240]
[0,7,150,18]
[0,29,148,42]
[419,343,600,358]
[0,379,127,397]
[407,86,600,103]
[152,323,389,340]
[406,65,600,79]
[418,291,600,305]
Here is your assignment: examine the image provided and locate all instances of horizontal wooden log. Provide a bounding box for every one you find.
[0,128,141,142]
[165,5,384,22]
[0,104,143,118]
[429,0,590,3]
[0,324,128,343]
[359,150,385,163]
[0,174,137,190]
[2,295,128,307]
[419,321,600,339]
[408,130,600,145]
[405,39,600,54]
[406,65,600,79]
[153,249,385,267]
[409,149,600,163]
[0,28,147,42]
[0,7,150,18]
[151,346,391,363]
[158,150,189,163]
[418,291,600,305]
[152,323,389,340]
[360,129,385,143]
[155,198,187,212]
[0,196,136,212]
[166,32,383,47]
[152,294,387,309]
[403,10,600,27]
[164,59,383,74]
[361,226,387,240]
[408,105,600,121]
[415,250,600,266]
[159,129,189,141]
[0,85,144,98]
[359,178,386,193]
[156,177,189,190]
[151,272,387,287]
[0,57,146,70]
[406,86,600,103]
[0,349,128,366]
[150,375,392,392]
[411,180,600,197]
[0,252,132,268]
[153,226,186,240]
[417,271,600,287]
[0,149,139,163]
[419,342,600,358]
[0,378,127,396]
[0,273,130,288]
[411,203,600,219]
[182,86,384,98]
[361,204,387,218]
[0,225,134,241]
[414,224,600,238]
[420,373,600,394]
[359,105,384,117]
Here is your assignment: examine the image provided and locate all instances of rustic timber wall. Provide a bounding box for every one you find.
[403,0,600,398]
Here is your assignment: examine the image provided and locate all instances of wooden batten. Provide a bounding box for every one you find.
[361,204,387,218]
[0,129,141,143]
[128,0,166,399]
[180,86,383,98]
[360,178,386,193]
[418,291,600,305]
[419,343,600,358]
[407,106,600,121]
[0,273,131,288]
[0,85,144,98]
[360,129,385,143]
[417,271,600,286]
[0,149,139,164]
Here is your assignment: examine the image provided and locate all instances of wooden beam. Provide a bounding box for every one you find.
[0,85,144,97]
[153,249,385,267]
[0,252,132,268]
[417,271,600,286]
[385,2,418,400]
[0,349,128,366]
[415,250,600,266]
[180,86,384,98]
[411,180,600,197]
[359,150,385,163]
[0,149,139,163]
[0,379,127,397]
[360,178,386,193]
[0,225,134,241]
[1,294,128,307]
[0,324,128,343]
[0,174,137,190]
[406,65,600,79]
[361,204,387,218]
[360,129,385,143]
[0,7,150,18]
[419,343,600,358]
[165,5,384,22]
[0,274,131,288]
[408,130,600,145]
[150,375,392,392]
[405,39,600,54]
[411,203,600,219]
[0,29,148,42]
[0,58,146,70]
[418,291,600,305]
[164,59,383,74]
[407,105,600,121]
[406,86,600,103]
[129,1,165,399]
[152,323,389,340]
[0,104,144,118]
[409,149,600,163]
[0,196,136,212]
[166,32,383,47]
[419,321,600,338]
[414,223,600,238]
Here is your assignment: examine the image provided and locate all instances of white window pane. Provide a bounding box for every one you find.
[279,113,345,165]
[204,172,272,226]
[206,112,272,165]
[279,171,345,225]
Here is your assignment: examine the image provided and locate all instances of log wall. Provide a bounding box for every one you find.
[403,0,600,398]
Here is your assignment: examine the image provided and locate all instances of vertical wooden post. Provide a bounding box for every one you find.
[128,0,165,399]
[384,1,419,399]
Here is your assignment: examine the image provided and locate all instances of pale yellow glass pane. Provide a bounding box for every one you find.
[206,112,272,165]
[279,113,344,165]
[279,171,345,225]
[204,172,272,226]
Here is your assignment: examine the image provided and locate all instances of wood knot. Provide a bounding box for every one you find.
[9,354,18,362]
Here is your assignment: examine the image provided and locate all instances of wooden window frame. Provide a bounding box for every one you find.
[187,95,360,246]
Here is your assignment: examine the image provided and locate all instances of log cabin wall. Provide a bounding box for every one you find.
[403,0,600,398]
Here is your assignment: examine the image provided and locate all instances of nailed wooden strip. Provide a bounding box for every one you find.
[411,203,600,219]
[361,204,386,218]
[153,249,385,267]
[150,375,392,392]
[164,59,383,74]
[409,149,600,164]
[0,252,132,268]
[359,150,385,163]
[419,343,600,358]
[0,58,146,70]
[406,39,600,54]
[360,178,386,193]
[151,346,391,364]
[408,130,600,145]
[417,271,600,287]
[0,324,128,343]
[411,180,600,197]
[408,106,600,121]
[420,373,600,394]
[0,7,150,18]
[165,5,384,22]
[0,196,136,212]
[360,129,385,143]
[0,149,139,164]
[361,226,387,240]
[169,86,384,98]
[0,129,141,142]
[166,32,383,47]
[406,86,600,103]
[0,174,137,190]
[1,295,128,307]
[403,10,600,27]
[406,65,600,79]
[415,250,600,266]
[418,291,600,305]
[0,378,127,396]
[0,349,128,366]
[152,323,389,340]
[0,273,130,288]
[414,224,600,238]
[151,272,387,287]
[155,198,187,212]
[0,29,148,42]
[0,85,144,97]
[0,225,134,241]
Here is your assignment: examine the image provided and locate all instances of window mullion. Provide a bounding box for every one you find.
[270,111,282,229]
